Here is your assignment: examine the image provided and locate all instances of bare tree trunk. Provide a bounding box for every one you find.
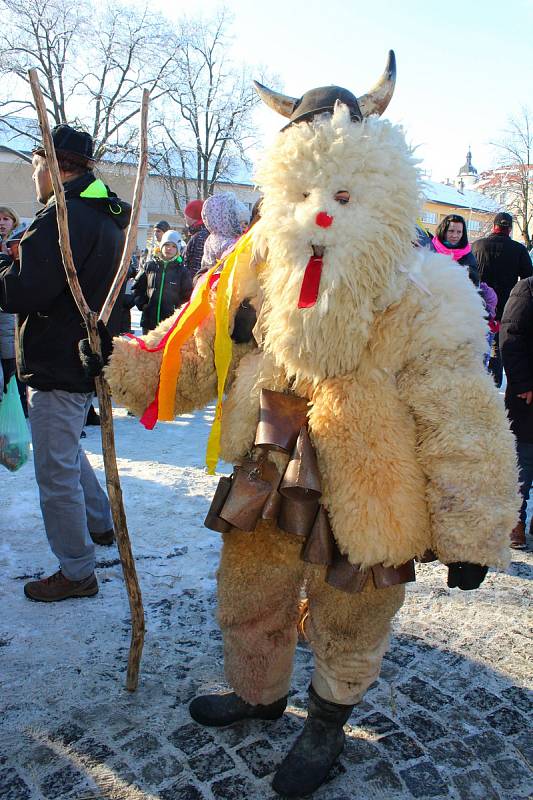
[29,68,148,692]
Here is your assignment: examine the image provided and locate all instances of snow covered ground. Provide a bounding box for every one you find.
[1,384,532,799]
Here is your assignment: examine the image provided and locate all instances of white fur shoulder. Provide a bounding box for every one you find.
[398,248,488,361]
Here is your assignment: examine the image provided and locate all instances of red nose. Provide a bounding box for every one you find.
[315,211,333,228]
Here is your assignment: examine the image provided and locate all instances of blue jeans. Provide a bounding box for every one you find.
[516,441,533,524]
[28,388,113,580]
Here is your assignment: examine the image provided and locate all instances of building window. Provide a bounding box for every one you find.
[467,219,481,231]
[421,211,437,224]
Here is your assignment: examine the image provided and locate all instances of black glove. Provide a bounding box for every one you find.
[447,562,488,591]
[78,320,113,378]
[231,299,257,344]
[1,358,16,392]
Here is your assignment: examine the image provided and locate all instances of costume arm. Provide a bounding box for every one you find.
[397,271,518,570]
[105,306,255,418]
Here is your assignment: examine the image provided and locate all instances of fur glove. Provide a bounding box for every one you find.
[78,321,113,378]
[447,562,488,591]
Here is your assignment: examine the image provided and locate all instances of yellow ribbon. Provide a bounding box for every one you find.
[205,229,255,473]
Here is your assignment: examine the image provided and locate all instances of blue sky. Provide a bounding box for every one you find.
[150,0,533,182]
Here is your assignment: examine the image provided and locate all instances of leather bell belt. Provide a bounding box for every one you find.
[205,388,415,594]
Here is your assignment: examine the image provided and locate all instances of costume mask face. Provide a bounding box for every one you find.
[254,104,420,383]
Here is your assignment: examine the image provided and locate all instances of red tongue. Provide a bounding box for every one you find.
[298,256,323,308]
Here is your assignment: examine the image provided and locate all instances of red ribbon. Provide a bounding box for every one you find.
[298,256,323,308]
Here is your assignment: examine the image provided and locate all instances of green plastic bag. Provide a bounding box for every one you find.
[0,376,30,472]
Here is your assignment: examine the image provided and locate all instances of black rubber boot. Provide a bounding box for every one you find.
[272,685,353,797]
[189,691,287,727]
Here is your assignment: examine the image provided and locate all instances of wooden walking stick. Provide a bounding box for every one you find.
[29,69,148,691]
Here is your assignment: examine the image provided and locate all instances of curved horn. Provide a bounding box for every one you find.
[357,50,396,118]
[253,80,298,119]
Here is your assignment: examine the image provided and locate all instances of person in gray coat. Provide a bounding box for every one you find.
[0,309,16,395]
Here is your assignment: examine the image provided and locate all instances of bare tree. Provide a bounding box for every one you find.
[0,0,177,158]
[0,0,82,128]
[479,107,533,248]
[153,10,263,204]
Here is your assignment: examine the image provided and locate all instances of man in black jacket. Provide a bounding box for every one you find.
[0,124,131,601]
[500,277,533,550]
[472,212,532,386]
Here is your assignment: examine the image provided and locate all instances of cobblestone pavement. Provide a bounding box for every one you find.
[2,547,532,800]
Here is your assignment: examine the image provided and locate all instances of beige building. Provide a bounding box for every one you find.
[0,119,260,248]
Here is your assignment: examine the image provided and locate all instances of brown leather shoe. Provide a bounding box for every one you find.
[90,529,115,546]
[510,521,526,550]
[24,570,98,602]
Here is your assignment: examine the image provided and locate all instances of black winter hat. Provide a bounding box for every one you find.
[154,220,170,232]
[493,211,513,228]
[33,123,94,165]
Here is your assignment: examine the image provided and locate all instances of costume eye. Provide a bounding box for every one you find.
[335,190,350,205]
[302,192,310,199]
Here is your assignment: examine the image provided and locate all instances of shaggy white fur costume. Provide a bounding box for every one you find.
[107,105,519,705]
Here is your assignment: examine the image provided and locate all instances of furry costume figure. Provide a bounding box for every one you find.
[106,71,518,796]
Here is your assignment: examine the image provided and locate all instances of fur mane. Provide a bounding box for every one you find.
[253,105,422,382]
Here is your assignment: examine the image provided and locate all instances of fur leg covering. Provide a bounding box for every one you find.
[305,569,405,705]
[217,524,305,705]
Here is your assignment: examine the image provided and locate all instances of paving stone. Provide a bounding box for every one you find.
[237,738,280,778]
[123,732,162,758]
[490,756,533,792]
[76,737,115,761]
[19,744,58,770]
[452,769,500,800]
[428,738,475,769]
[385,648,416,667]
[363,758,403,792]
[358,711,400,736]
[49,722,85,745]
[462,688,502,713]
[397,676,451,712]
[486,706,527,736]
[211,774,256,799]
[500,686,533,714]
[403,712,447,742]
[400,761,448,798]
[0,768,31,800]
[443,707,487,737]
[40,765,86,799]
[378,732,425,762]
[159,782,206,800]
[342,735,381,764]
[188,746,235,782]
[464,731,506,759]
[141,754,184,785]
[168,723,215,755]
[512,731,533,767]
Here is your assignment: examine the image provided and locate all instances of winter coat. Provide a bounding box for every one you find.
[472,233,532,319]
[0,310,15,359]
[0,172,131,392]
[133,254,192,333]
[500,276,533,442]
[183,224,209,277]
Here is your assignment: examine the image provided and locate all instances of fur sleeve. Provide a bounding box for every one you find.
[397,255,519,569]
[105,310,255,418]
